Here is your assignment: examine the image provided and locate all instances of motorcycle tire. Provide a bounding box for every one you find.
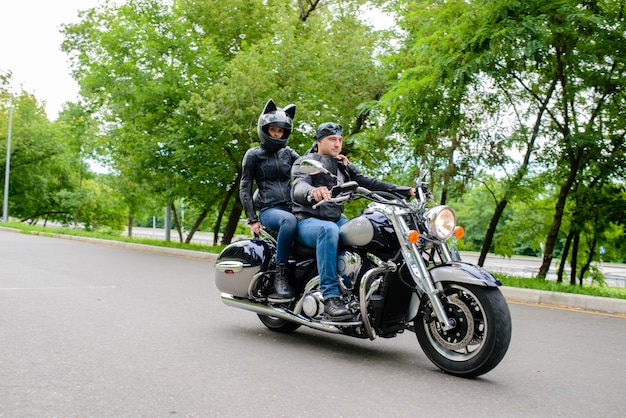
[414,283,512,378]
[257,314,301,333]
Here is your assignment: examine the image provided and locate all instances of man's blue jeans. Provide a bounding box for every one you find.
[297,215,348,300]
[259,206,297,265]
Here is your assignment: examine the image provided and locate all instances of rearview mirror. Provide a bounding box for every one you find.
[299,159,325,175]
[299,159,338,180]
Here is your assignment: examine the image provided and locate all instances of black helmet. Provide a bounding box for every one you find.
[257,99,296,152]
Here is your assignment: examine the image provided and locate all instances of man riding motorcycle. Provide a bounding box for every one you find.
[290,122,415,321]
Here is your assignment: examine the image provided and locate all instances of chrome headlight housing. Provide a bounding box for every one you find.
[424,205,456,240]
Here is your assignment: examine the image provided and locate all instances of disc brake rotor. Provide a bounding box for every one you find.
[429,294,475,350]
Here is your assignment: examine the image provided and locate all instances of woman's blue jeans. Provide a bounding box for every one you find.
[296,215,348,300]
[259,206,297,265]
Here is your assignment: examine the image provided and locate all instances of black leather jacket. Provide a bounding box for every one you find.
[291,153,413,222]
[239,144,299,224]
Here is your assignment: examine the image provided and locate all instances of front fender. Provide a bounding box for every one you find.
[429,262,501,288]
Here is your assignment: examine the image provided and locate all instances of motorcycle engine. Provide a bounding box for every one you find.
[302,290,324,319]
[337,251,362,290]
[302,251,362,319]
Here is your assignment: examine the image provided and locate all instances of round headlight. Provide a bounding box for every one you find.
[425,206,456,240]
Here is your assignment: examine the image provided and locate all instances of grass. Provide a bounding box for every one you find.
[3,221,624,301]
[2,221,228,254]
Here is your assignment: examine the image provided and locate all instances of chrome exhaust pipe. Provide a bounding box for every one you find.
[221,293,344,334]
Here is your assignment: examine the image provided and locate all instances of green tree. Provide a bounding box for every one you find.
[562,180,626,284]
[0,88,79,223]
[379,0,547,269]
[54,102,103,227]
[192,1,393,243]
[61,0,226,241]
[509,0,626,279]
[383,0,626,277]
[61,0,397,244]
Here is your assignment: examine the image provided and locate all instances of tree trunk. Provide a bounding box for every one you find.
[439,137,457,206]
[213,174,241,246]
[221,202,242,245]
[579,235,596,285]
[570,230,579,285]
[556,228,574,283]
[74,166,83,229]
[538,152,581,278]
[170,202,183,243]
[127,215,134,238]
[440,187,447,206]
[185,203,211,244]
[478,198,508,267]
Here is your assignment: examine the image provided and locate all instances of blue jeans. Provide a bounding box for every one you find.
[297,215,348,300]
[259,206,297,265]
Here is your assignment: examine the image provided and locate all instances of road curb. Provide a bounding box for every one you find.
[501,286,626,315]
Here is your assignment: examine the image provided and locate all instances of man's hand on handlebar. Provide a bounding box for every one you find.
[309,186,331,203]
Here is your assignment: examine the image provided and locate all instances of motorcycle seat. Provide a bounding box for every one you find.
[292,242,316,259]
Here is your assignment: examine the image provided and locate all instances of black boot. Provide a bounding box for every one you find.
[324,297,353,321]
[268,264,294,303]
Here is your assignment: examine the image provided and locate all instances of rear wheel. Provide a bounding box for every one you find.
[257,314,301,333]
[414,283,511,378]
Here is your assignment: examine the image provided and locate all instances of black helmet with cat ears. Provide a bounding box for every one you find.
[257,99,296,152]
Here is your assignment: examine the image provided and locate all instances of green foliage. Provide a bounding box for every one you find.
[57,178,127,231]
[587,266,607,287]
[1,89,80,222]
[494,192,557,258]
[449,180,496,252]
[382,0,626,272]
[602,222,625,263]
[60,0,398,241]
[0,81,140,231]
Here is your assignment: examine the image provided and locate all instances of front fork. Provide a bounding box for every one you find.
[411,244,456,330]
[395,215,455,331]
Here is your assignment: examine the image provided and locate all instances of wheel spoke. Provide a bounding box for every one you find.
[422,285,489,361]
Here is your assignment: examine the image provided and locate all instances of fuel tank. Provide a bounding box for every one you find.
[340,211,399,255]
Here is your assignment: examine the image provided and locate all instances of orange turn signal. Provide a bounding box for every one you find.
[407,230,420,244]
[454,226,465,239]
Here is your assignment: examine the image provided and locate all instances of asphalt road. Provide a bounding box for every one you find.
[1,231,625,417]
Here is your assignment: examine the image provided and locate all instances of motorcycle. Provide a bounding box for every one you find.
[214,160,512,378]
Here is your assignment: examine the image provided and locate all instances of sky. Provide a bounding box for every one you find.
[1,0,103,119]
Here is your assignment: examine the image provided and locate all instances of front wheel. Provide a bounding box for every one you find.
[414,283,512,378]
[257,314,301,333]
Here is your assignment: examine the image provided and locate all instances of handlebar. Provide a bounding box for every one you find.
[312,193,352,209]
[311,184,409,209]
